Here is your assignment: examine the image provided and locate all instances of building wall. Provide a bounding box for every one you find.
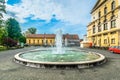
[26,38,55,46]
[26,38,80,46]
[118,0,120,5]
[87,0,120,47]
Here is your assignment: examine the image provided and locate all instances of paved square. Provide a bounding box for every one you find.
[0,47,120,80]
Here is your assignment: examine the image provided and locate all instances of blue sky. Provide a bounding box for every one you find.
[4,0,97,38]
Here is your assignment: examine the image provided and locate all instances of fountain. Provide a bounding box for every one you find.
[55,29,63,54]
[14,29,106,69]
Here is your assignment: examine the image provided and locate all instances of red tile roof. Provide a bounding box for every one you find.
[26,34,79,40]
[63,34,79,40]
[26,34,55,38]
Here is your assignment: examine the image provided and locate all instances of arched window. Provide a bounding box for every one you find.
[29,40,31,44]
[33,40,35,44]
[98,11,101,18]
[50,40,52,43]
[111,1,115,10]
[42,40,44,44]
[93,25,96,33]
[111,15,116,28]
[104,7,107,14]
[37,40,39,44]
[104,19,108,30]
[98,22,101,32]
[46,40,48,44]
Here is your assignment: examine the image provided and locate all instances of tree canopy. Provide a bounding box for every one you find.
[0,0,7,45]
[19,35,26,43]
[0,0,6,19]
[0,27,7,44]
[0,0,6,27]
[5,18,22,40]
[28,27,37,34]
[0,1,27,47]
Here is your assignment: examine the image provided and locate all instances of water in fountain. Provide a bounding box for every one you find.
[54,29,64,54]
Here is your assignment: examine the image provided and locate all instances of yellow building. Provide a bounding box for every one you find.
[26,34,55,46]
[26,34,80,46]
[87,0,120,47]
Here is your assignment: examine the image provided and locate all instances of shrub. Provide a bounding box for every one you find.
[3,37,17,47]
[19,36,26,43]
[0,46,7,51]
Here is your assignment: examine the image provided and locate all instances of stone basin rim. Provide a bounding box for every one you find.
[14,49,106,65]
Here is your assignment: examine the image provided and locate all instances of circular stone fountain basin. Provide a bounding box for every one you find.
[14,49,106,69]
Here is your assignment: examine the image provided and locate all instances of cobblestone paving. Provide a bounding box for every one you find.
[0,47,120,80]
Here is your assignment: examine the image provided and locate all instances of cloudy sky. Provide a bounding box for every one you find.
[4,0,97,38]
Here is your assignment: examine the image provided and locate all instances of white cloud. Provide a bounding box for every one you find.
[3,0,97,38]
[5,0,8,3]
[4,0,96,25]
[4,0,62,23]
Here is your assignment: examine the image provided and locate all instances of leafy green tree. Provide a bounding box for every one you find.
[28,27,37,34]
[19,35,26,43]
[0,0,6,19]
[0,0,6,45]
[5,18,22,41]
[0,27,8,44]
[0,0,6,27]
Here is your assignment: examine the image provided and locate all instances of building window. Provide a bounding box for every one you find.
[104,39,107,44]
[33,40,35,44]
[111,20,116,28]
[104,19,108,30]
[38,40,39,44]
[93,25,96,33]
[98,22,101,32]
[111,38,115,44]
[46,40,48,44]
[42,40,44,44]
[50,40,52,43]
[98,39,101,46]
[111,15,116,28]
[110,31,116,34]
[29,40,31,44]
[104,23,108,30]
[111,1,115,10]
[92,37,95,45]
[98,11,101,18]
[104,7,107,14]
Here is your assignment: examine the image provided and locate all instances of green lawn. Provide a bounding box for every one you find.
[0,45,7,51]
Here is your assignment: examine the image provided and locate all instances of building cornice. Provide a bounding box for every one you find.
[90,28,120,37]
[91,0,107,14]
[87,5,120,27]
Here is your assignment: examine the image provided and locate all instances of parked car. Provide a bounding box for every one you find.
[108,46,120,54]
[113,46,120,54]
[108,46,116,52]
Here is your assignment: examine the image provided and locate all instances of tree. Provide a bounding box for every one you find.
[19,35,26,43]
[28,27,37,34]
[0,0,7,45]
[3,37,17,47]
[0,27,8,44]
[0,0,6,19]
[5,18,22,40]
[0,0,6,27]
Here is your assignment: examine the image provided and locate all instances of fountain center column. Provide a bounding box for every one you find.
[55,29,63,54]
